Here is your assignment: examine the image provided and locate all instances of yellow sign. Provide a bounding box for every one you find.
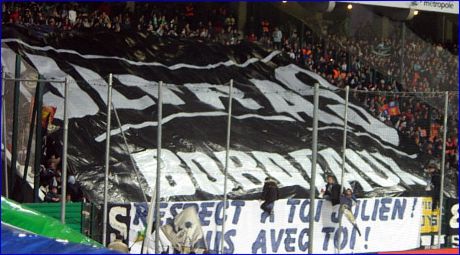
[421,197,439,234]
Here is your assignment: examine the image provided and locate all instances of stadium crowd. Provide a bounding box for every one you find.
[2,2,243,45]
[3,1,458,172]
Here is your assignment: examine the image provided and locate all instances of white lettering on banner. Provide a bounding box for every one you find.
[450,204,459,229]
[348,150,399,187]
[108,205,130,242]
[213,151,268,191]
[114,74,184,106]
[319,148,373,192]
[274,64,399,146]
[250,78,343,125]
[251,151,310,188]
[288,149,325,192]
[328,104,399,146]
[177,151,235,195]
[71,64,155,110]
[24,53,99,119]
[106,197,422,254]
[370,152,426,186]
[132,149,196,196]
[357,151,401,186]
[184,83,262,110]
[132,148,425,198]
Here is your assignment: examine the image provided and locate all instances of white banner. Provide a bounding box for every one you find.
[342,1,459,14]
[107,197,422,253]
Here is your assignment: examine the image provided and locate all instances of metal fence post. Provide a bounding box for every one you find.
[61,77,69,223]
[102,74,113,246]
[10,55,21,198]
[437,91,449,248]
[308,83,320,254]
[400,22,406,85]
[220,79,233,254]
[1,67,8,198]
[112,102,148,203]
[143,81,163,254]
[337,86,350,254]
[33,75,44,203]
[154,81,163,254]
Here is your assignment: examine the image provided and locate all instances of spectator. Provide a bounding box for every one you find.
[320,175,341,206]
[44,186,60,202]
[67,175,84,202]
[272,27,282,50]
[426,163,441,210]
[339,188,361,236]
[260,177,279,221]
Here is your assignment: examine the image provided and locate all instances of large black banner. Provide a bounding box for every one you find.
[2,25,456,203]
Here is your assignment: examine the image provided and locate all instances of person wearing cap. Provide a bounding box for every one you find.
[339,188,361,236]
[260,177,279,220]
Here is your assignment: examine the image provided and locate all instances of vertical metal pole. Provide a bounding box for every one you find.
[441,14,446,44]
[20,84,38,200]
[154,81,163,254]
[337,86,350,254]
[220,79,233,254]
[399,22,406,86]
[437,91,449,248]
[33,75,44,203]
[2,67,9,198]
[60,78,69,223]
[142,190,156,254]
[112,103,148,203]
[144,81,163,254]
[102,74,113,246]
[10,55,21,198]
[308,83,320,254]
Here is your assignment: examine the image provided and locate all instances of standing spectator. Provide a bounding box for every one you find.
[260,19,270,38]
[426,163,441,210]
[67,175,84,202]
[224,14,235,30]
[272,26,282,50]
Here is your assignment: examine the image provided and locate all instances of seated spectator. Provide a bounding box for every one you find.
[320,175,341,206]
[67,175,84,202]
[44,186,60,202]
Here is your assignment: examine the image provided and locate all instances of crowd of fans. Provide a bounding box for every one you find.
[3,2,458,172]
[2,2,244,45]
[282,32,458,169]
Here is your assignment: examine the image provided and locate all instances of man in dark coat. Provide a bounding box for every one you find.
[260,177,279,219]
[426,163,441,210]
[321,175,341,206]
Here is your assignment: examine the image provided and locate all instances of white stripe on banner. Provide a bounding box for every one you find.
[2,38,281,70]
[94,112,296,142]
